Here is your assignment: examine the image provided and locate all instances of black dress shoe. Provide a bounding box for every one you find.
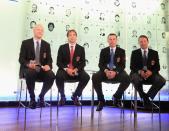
[96,101,104,111]
[58,97,66,106]
[29,100,36,109]
[112,96,122,108]
[71,96,82,106]
[38,97,45,107]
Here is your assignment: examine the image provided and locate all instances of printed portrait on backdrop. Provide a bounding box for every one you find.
[48,22,55,32]
[32,4,37,13]
[30,21,36,29]
[49,7,54,15]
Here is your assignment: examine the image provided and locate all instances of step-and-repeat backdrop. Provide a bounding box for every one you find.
[0,0,169,101]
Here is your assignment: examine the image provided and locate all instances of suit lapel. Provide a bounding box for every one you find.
[40,40,44,61]
[30,38,35,58]
[73,44,78,60]
[66,44,70,61]
[147,48,151,62]
[114,47,119,57]
[138,48,143,65]
[106,47,110,63]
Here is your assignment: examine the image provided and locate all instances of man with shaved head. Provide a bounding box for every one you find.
[19,24,55,109]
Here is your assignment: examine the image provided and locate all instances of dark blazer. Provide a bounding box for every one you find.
[57,43,86,72]
[99,46,126,73]
[130,48,160,74]
[19,38,53,77]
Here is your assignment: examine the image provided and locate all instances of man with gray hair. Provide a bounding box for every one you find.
[19,24,55,109]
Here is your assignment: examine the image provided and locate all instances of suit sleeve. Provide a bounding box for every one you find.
[152,51,160,74]
[130,51,137,73]
[57,46,67,69]
[99,49,109,72]
[19,41,29,67]
[77,47,86,72]
[116,50,126,73]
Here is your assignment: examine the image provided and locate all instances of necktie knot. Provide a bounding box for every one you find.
[144,50,147,55]
[71,46,74,50]
[111,48,114,53]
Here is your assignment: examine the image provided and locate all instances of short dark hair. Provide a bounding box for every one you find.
[138,35,149,41]
[67,29,77,37]
[48,22,55,28]
[107,33,117,38]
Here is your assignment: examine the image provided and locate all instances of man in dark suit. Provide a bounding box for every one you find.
[130,35,166,109]
[92,33,130,111]
[19,24,55,109]
[56,29,90,106]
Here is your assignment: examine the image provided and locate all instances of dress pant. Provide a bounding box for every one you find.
[92,70,130,102]
[55,69,90,97]
[25,68,55,100]
[130,72,166,100]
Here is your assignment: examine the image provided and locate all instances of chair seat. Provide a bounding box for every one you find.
[20,77,43,83]
[65,79,79,83]
[103,80,119,84]
[36,79,43,82]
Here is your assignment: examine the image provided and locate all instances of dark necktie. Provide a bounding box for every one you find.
[35,41,40,65]
[143,50,147,67]
[69,46,74,69]
[109,48,115,70]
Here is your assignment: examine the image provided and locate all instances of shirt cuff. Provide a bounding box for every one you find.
[64,68,67,71]
[138,70,141,74]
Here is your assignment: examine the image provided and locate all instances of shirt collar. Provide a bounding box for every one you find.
[33,38,41,44]
[141,48,148,52]
[110,46,116,52]
[69,43,76,48]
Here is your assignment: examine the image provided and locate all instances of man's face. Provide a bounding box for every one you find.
[139,37,149,49]
[33,25,44,39]
[107,35,117,48]
[68,31,77,44]
[49,25,54,31]
[32,4,37,12]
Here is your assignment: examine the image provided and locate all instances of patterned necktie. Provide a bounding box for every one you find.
[69,46,74,69]
[109,48,114,70]
[35,41,40,65]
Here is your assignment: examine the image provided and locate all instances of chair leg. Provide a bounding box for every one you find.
[24,86,28,130]
[57,90,59,117]
[134,86,137,118]
[98,110,102,127]
[17,79,23,119]
[91,84,94,120]
[40,88,53,119]
[121,93,125,111]
[76,105,79,117]
[158,92,161,114]
[131,85,134,110]
[50,88,53,120]
[40,105,42,119]
[151,92,161,117]
[151,99,154,117]
[80,94,83,126]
